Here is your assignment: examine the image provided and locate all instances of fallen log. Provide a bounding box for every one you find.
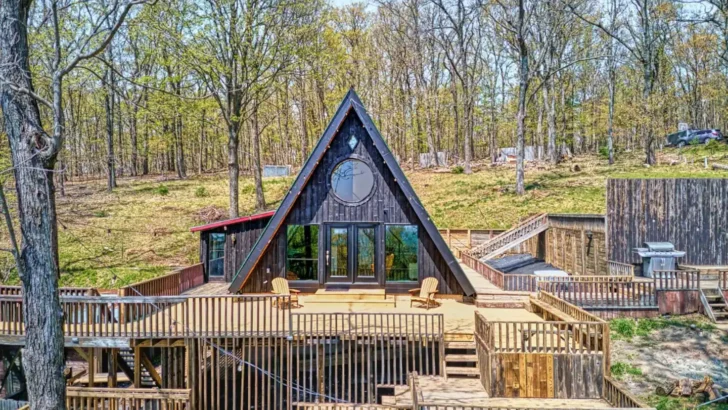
[712,163,728,170]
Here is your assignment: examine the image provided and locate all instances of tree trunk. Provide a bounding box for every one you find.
[130,106,139,176]
[228,121,240,218]
[252,105,266,211]
[199,110,206,174]
[142,113,150,175]
[0,2,67,409]
[515,0,528,196]
[104,68,116,191]
[174,114,186,179]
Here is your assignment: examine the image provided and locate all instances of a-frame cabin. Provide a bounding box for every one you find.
[228,90,474,297]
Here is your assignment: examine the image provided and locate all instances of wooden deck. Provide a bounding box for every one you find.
[385,376,613,408]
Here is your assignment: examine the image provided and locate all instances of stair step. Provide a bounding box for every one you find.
[709,303,727,308]
[445,366,480,376]
[445,354,477,362]
[445,341,475,349]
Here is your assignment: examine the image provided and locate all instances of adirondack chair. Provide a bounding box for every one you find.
[271,278,301,309]
[409,277,440,310]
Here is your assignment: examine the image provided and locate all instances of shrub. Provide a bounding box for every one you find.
[611,318,636,340]
[689,137,701,146]
[452,165,464,174]
[195,187,208,198]
[157,185,169,196]
[93,210,109,218]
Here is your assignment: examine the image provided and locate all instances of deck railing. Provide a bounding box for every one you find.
[66,387,190,409]
[720,271,728,289]
[0,286,98,296]
[608,261,636,277]
[0,294,290,339]
[461,252,505,289]
[537,291,606,323]
[290,313,444,404]
[539,281,657,308]
[474,312,605,354]
[604,377,649,408]
[118,263,204,297]
[467,213,548,259]
[652,270,700,290]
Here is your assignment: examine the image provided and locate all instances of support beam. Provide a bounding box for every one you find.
[139,349,163,387]
[133,346,141,388]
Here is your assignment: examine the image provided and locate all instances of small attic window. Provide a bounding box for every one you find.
[348,135,358,150]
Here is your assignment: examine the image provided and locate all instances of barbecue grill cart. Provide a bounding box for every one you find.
[633,242,686,278]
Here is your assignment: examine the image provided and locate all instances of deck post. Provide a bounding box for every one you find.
[88,348,95,386]
[467,229,472,248]
[108,348,118,388]
[133,346,141,387]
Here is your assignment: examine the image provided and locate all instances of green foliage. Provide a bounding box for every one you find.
[705,138,723,155]
[611,319,636,340]
[93,210,109,218]
[610,362,642,379]
[689,137,701,146]
[451,165,464,174]
[611,317,716,341]
[157,185,169,196]
[195,187,208,198]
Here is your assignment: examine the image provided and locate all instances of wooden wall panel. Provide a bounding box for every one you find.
[657,290,702,315]
[608,178,728,265]
[489,353,602,399]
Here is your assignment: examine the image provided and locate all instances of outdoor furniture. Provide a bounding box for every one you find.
[271,278,301,309]
[409,278,440,310]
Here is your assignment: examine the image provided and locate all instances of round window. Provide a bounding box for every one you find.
[330,159,375,203]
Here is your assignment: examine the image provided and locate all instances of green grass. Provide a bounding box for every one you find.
[647,395,728,410]
[610,361,643,379]
[610,317,716,341]
[2,146,728,287]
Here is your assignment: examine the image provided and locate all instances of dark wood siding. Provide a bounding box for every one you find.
[242,113,464,295]
[200,217,270,283]
[607,178,728,265]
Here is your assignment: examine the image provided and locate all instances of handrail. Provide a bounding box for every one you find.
[467,213,548,258]
[0,286,98,296]
[604,377,650,408]
[118,263,204,297]
[537,291,606,323]
[66,387,190,408]
[539,281,658,308]
[652,270,700,290]
[0,294,290,339]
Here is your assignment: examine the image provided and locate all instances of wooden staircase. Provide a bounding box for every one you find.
[444,340,479,378]
[118,349,157,388]
[701,288,728,324]
[467,214,549,260]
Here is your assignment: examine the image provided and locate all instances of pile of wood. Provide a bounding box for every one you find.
[656,376,725,403]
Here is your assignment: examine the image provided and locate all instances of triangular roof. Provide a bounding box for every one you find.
[228,89,475,296]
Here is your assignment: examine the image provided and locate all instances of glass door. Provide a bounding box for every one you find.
[327,226,350,282]
[325,224,379,284]
[355,226,377,283]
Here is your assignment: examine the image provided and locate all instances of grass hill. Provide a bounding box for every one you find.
[2,143,728,288]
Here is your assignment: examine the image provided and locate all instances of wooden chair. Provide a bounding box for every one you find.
[409,277,440,310]
[271,277,301,309]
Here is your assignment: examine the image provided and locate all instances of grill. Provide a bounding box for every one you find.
[634,242,685,278]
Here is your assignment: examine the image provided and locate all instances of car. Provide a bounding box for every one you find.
[667,128,724,147]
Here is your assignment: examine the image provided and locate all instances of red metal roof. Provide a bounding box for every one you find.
[189,210,276,233]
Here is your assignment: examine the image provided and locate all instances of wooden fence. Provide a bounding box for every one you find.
[0,294,290,339]
[118,263,204,297]
[66,387,190,409]
[290,313,444,405]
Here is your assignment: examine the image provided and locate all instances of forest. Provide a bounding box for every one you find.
[4,0,728,214]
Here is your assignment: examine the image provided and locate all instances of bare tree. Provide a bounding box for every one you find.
[0,1,147,408]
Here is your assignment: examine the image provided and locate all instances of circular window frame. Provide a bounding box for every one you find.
[328,156,377,206]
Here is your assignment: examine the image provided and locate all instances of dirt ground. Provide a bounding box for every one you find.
[610,321,728,399]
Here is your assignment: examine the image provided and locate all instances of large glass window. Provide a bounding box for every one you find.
[208,233,225,277]
[385,225,418,282]
[331,159,374,203]
[286,225,319,281]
